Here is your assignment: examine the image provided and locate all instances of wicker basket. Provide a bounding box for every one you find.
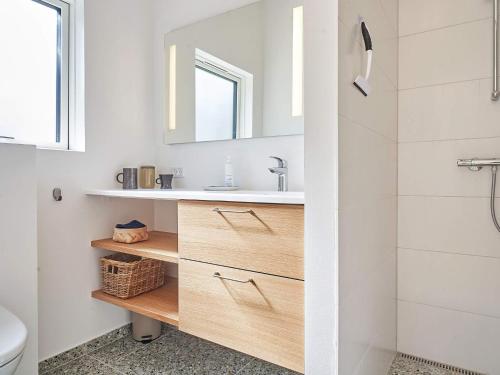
[113,227,149,244]
[100,254,166,299]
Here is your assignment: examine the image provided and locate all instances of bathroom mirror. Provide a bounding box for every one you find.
[164,0,304,144]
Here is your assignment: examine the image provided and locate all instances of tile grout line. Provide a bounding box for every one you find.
[88,329,192,374]
[398,76,494,92]
[39,351,91,375]
[94,343,143,374]
[399,194,500,199]
[86,330,175,372]
[398,135,500,144]
[397,299,500,321]
[398,246,500,261]
[339,114,398,144]
[84,335,132,357]
[234,358,256,374]
[378,0,398,36]
[40,354,88,375]
[40,341,122,375]
[399,16,491,39]
[91,355,130,375]
[86,335,145,360]
[39,325,132,374]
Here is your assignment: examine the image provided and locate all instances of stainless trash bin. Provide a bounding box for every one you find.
[132,313,161,342]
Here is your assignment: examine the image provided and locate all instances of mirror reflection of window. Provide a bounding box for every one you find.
[194,49,253,142]
[164,0,304,144]
[195,63,238,142]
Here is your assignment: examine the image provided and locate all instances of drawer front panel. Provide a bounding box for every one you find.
[178,200,304,280]
[179,259,304,373]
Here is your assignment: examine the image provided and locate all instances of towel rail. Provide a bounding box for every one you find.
[493,0,499,100]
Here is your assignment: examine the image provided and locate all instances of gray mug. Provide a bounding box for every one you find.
[156,174,173,189]
[116,168,138,190]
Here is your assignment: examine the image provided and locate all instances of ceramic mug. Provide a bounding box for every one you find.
[140,166,156,189]
[116,168,138,190]
[156,174,173,190]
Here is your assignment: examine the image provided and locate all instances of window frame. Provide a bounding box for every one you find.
[195,59,241,140]
[0,0,85,151]
[33,0,70,149]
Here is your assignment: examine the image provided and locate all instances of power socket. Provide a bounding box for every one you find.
[172,167,184,178]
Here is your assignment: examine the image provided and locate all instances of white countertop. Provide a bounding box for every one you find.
[86,189,304,205]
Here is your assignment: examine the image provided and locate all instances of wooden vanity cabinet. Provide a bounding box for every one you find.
[178,200,305,373]
[178,200,304,280]
[88,192,305,372]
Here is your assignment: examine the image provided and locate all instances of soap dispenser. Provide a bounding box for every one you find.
[224,156,234,187]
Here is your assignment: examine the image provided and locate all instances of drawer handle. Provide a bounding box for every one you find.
[213,272,254,284]
[213,208,255,215]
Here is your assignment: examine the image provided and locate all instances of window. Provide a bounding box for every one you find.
[0,0,83,150]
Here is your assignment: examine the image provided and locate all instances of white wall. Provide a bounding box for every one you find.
[152,0,304,191]
[397,1,500,373]
[303,0,338,373]
[32,0,306,365]
[0,144,38,375]
[37,0,156,361]
[338,0,398,373]
[35,0,304,362]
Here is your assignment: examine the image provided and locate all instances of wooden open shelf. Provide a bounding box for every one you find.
[91,231,178,263]
[92,277,179,326]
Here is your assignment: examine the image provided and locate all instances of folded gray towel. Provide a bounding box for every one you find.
[115,220,145,229]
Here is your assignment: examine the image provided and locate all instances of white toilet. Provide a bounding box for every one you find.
[0,306,27,375]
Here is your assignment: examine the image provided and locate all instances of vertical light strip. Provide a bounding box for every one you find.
[169,44,177,130]
[292,6,304,117]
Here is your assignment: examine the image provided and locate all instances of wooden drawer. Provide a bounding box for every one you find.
[179,259,304,373]
[178,200,304,280]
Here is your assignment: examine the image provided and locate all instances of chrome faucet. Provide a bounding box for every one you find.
[268,156,288,192]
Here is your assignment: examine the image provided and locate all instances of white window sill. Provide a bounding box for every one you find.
[0,138,85,152]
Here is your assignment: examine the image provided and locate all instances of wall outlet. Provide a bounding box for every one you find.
[172,167,184,178]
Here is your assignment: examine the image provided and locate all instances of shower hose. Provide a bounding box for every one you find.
[491,166,500,232]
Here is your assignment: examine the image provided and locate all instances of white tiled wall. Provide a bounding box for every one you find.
[338,0,398,373]
[399,20,490,89]
[398,301,500,374]
[399,196,500,258]
[398,2,500,373]
[398,0,490,37]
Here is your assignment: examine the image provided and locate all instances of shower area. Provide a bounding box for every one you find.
[337,0,500,374]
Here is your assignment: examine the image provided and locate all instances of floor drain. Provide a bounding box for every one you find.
[397,353,486,375]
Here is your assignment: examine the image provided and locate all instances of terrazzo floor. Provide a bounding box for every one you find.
[39,324,301,375]
[39,324,463,375]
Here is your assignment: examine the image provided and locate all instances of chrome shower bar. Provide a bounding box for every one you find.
[457,158,500,169]
[493,0,499,100]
